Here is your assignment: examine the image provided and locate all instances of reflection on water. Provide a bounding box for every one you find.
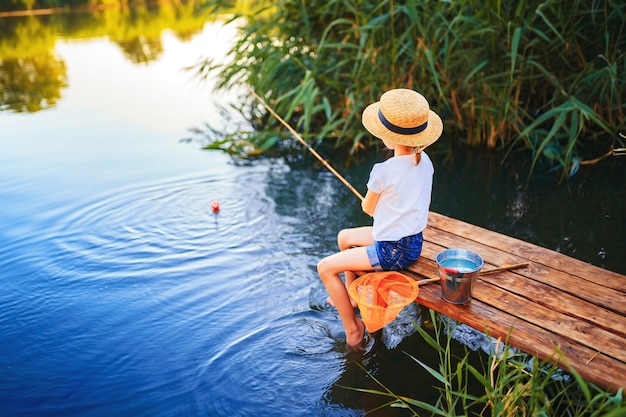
[0,8,454,417]
[0,1,210,113]
[0,53,67,112]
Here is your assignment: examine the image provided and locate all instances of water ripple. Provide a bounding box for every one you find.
[1,160,418,416]
[44,173,275,282]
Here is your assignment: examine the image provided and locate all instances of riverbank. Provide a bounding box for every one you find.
[0,7,73,17]
[0,0,190,17]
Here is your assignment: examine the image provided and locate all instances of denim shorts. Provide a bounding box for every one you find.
[366,232,424,271]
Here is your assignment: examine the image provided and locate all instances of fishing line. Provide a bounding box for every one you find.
[248,87,364,201]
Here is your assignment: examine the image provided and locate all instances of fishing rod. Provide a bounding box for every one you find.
[247,86,365,202]
[248,87,533,282]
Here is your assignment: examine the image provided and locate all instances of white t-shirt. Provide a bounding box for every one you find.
[366,152,434,241]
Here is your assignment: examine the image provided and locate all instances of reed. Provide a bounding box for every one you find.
[198,0,625,177]
[345,310,626,416]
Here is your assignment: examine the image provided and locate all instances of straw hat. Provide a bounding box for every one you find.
[362,88,443,148]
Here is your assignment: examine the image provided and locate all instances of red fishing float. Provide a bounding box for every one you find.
[210,200,220,213]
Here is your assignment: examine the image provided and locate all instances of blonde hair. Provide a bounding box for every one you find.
[413,146,425,165]
[387,143,424,165]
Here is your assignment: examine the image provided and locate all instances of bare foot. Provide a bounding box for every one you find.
[327,296,358,309]
[346,318,366,349]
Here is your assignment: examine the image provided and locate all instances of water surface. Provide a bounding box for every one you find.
[1,8,625,417]
[0,13,452,417]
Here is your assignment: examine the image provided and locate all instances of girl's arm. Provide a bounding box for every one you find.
[361,190,380,217]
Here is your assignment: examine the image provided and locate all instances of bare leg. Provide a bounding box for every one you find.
[327,226,375,308]
[337,226,374,250]
[318,246,373,347]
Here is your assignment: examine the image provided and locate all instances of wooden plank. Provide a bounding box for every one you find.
[408,255,625,364]
[413,238,626,337]
[396,212,626,391]
[423,224,625,315]
[428,212,626,293]
[478,270,626,338]
[414,280,626,391]
[473,280,626,364]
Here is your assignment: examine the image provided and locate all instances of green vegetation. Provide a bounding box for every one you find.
[198,0,626,178]
[0,0,209,112]
[1,0,124,13]
[348,310,626,416]
[0,13,66,112]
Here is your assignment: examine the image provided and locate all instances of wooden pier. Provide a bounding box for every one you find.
[403,211,626,392]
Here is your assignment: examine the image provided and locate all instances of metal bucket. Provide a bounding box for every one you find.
[436,248,483,304]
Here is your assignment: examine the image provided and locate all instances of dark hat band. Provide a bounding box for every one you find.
[378,109,428,135]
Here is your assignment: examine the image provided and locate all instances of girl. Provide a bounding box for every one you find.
[317,88,443,348]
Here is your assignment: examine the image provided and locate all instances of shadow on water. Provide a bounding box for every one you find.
[250,138,626,415]
[429,139,626,275]
[257,137,626,415]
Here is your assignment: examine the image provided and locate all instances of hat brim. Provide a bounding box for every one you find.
[362,101,443,148]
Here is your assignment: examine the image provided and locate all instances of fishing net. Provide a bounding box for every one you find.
[348,271,419,333]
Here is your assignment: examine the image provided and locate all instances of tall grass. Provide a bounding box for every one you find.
[347,310,626,416]
[198,0,625,177]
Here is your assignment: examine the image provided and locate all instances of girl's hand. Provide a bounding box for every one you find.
[361,190,380,217]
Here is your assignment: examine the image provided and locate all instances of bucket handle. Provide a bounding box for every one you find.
[480,262,529,275]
